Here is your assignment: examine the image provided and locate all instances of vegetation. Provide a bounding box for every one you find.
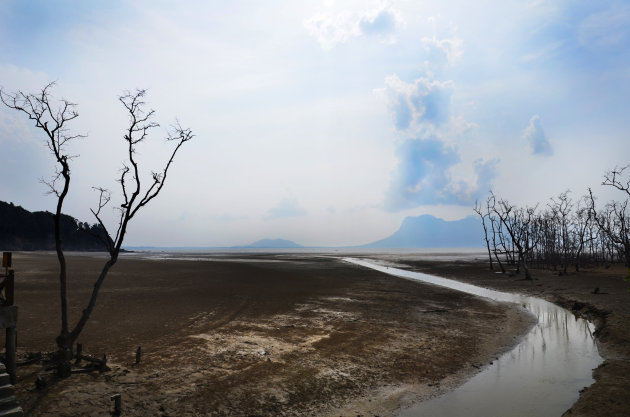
[0,200,109,251]
[475,166,630,278]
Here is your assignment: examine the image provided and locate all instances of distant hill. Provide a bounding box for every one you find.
[0,201,111,251]
[238,238,303,249]
[362,214,483,248]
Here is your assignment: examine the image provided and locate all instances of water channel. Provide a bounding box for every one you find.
[343,258,603,417]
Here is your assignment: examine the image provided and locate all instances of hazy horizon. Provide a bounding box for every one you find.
[1,1,629,247]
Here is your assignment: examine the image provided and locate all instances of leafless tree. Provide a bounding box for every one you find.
[548,191,573,274]
[474,199,494,270]
[572,195,595,271]
[596,165,630,266]
[589,188,630,267]
[1,84,193,376]
[478,165,630,276]
[483,193,506,273]
[490,198,538,280]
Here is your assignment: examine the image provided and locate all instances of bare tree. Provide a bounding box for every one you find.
[589,188,630,267]
[474,199,494,270]
[572,195,595,271]
[492,198,538,280]
[1,84,193,376]
[477,165,630,275]
[548,191,573,274]
[597,165,630,266]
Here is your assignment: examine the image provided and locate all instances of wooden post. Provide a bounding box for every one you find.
[1,259,17,385]
[111,393,122,416]
[6,270,14,306]
[135,346,141,364]
[75,343,83,364]
[5,326,16,384]
[2,252,11,275]
[100,355,108,372]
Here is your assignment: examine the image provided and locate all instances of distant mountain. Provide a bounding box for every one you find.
[0,200,111,251]
[362,214,484,248]
[238,238,303,249]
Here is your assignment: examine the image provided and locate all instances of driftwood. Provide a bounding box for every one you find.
[17,351,42,366]
[74,344,109,372]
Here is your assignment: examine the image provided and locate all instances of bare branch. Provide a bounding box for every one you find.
[89,187,115,254]
[603,165,630,198]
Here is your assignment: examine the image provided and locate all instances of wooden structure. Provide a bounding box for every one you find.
[1,253,17,384]
[0,253,23,416]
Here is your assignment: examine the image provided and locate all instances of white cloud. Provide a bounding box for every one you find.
[304,4,404,49]
[578,4,630,48]
[422,36,463,65]
[522,115,553,156]
[384,74,454,131]
[384,136,497,210]
[359,5,404,43]
[303,11,361,50]
[265,196,307,220]
[380,27,501,212]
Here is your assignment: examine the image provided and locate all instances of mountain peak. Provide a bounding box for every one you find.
[363,214,483,248]
[242,238,303,249]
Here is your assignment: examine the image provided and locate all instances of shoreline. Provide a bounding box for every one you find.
[8,251,621,416]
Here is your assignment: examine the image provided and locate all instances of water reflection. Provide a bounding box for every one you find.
[343,258,603,417]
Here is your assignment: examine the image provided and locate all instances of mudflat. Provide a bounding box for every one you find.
[10,251,534,416]
[385,253,630,417]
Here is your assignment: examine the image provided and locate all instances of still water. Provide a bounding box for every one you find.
[343,258,603,417]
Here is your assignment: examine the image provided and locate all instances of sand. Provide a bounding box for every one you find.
[6,251,627,416]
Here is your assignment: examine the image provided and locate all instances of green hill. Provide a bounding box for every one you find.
[0,201,111,251]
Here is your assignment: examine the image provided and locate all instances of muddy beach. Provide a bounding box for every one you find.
[382,253,630,417]
[6,251,626,416]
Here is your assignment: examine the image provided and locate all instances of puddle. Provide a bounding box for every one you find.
[343,258,603,417]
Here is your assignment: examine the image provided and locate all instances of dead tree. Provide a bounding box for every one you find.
[1,83,85,374]
[589,188,630,267]
[548,191,573,274]
[572,195,595,271]
[485,193,506,273]
[474,199,494,270]
[1,84,193,376]
[492,199,538,280]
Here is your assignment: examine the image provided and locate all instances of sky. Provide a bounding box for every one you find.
[1,0,629,247]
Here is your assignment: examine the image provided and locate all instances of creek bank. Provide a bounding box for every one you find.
[347,258,602,417]
[383,255,630,417]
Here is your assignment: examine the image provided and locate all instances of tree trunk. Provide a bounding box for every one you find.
[54,162,72,377]
[68,257,118,346]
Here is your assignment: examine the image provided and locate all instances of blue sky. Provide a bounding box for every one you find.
[1,0,629,246]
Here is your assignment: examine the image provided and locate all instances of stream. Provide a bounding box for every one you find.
[343,258,603,417]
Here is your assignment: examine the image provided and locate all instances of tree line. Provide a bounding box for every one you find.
[474,166,630,279]
[0,200,110,251]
